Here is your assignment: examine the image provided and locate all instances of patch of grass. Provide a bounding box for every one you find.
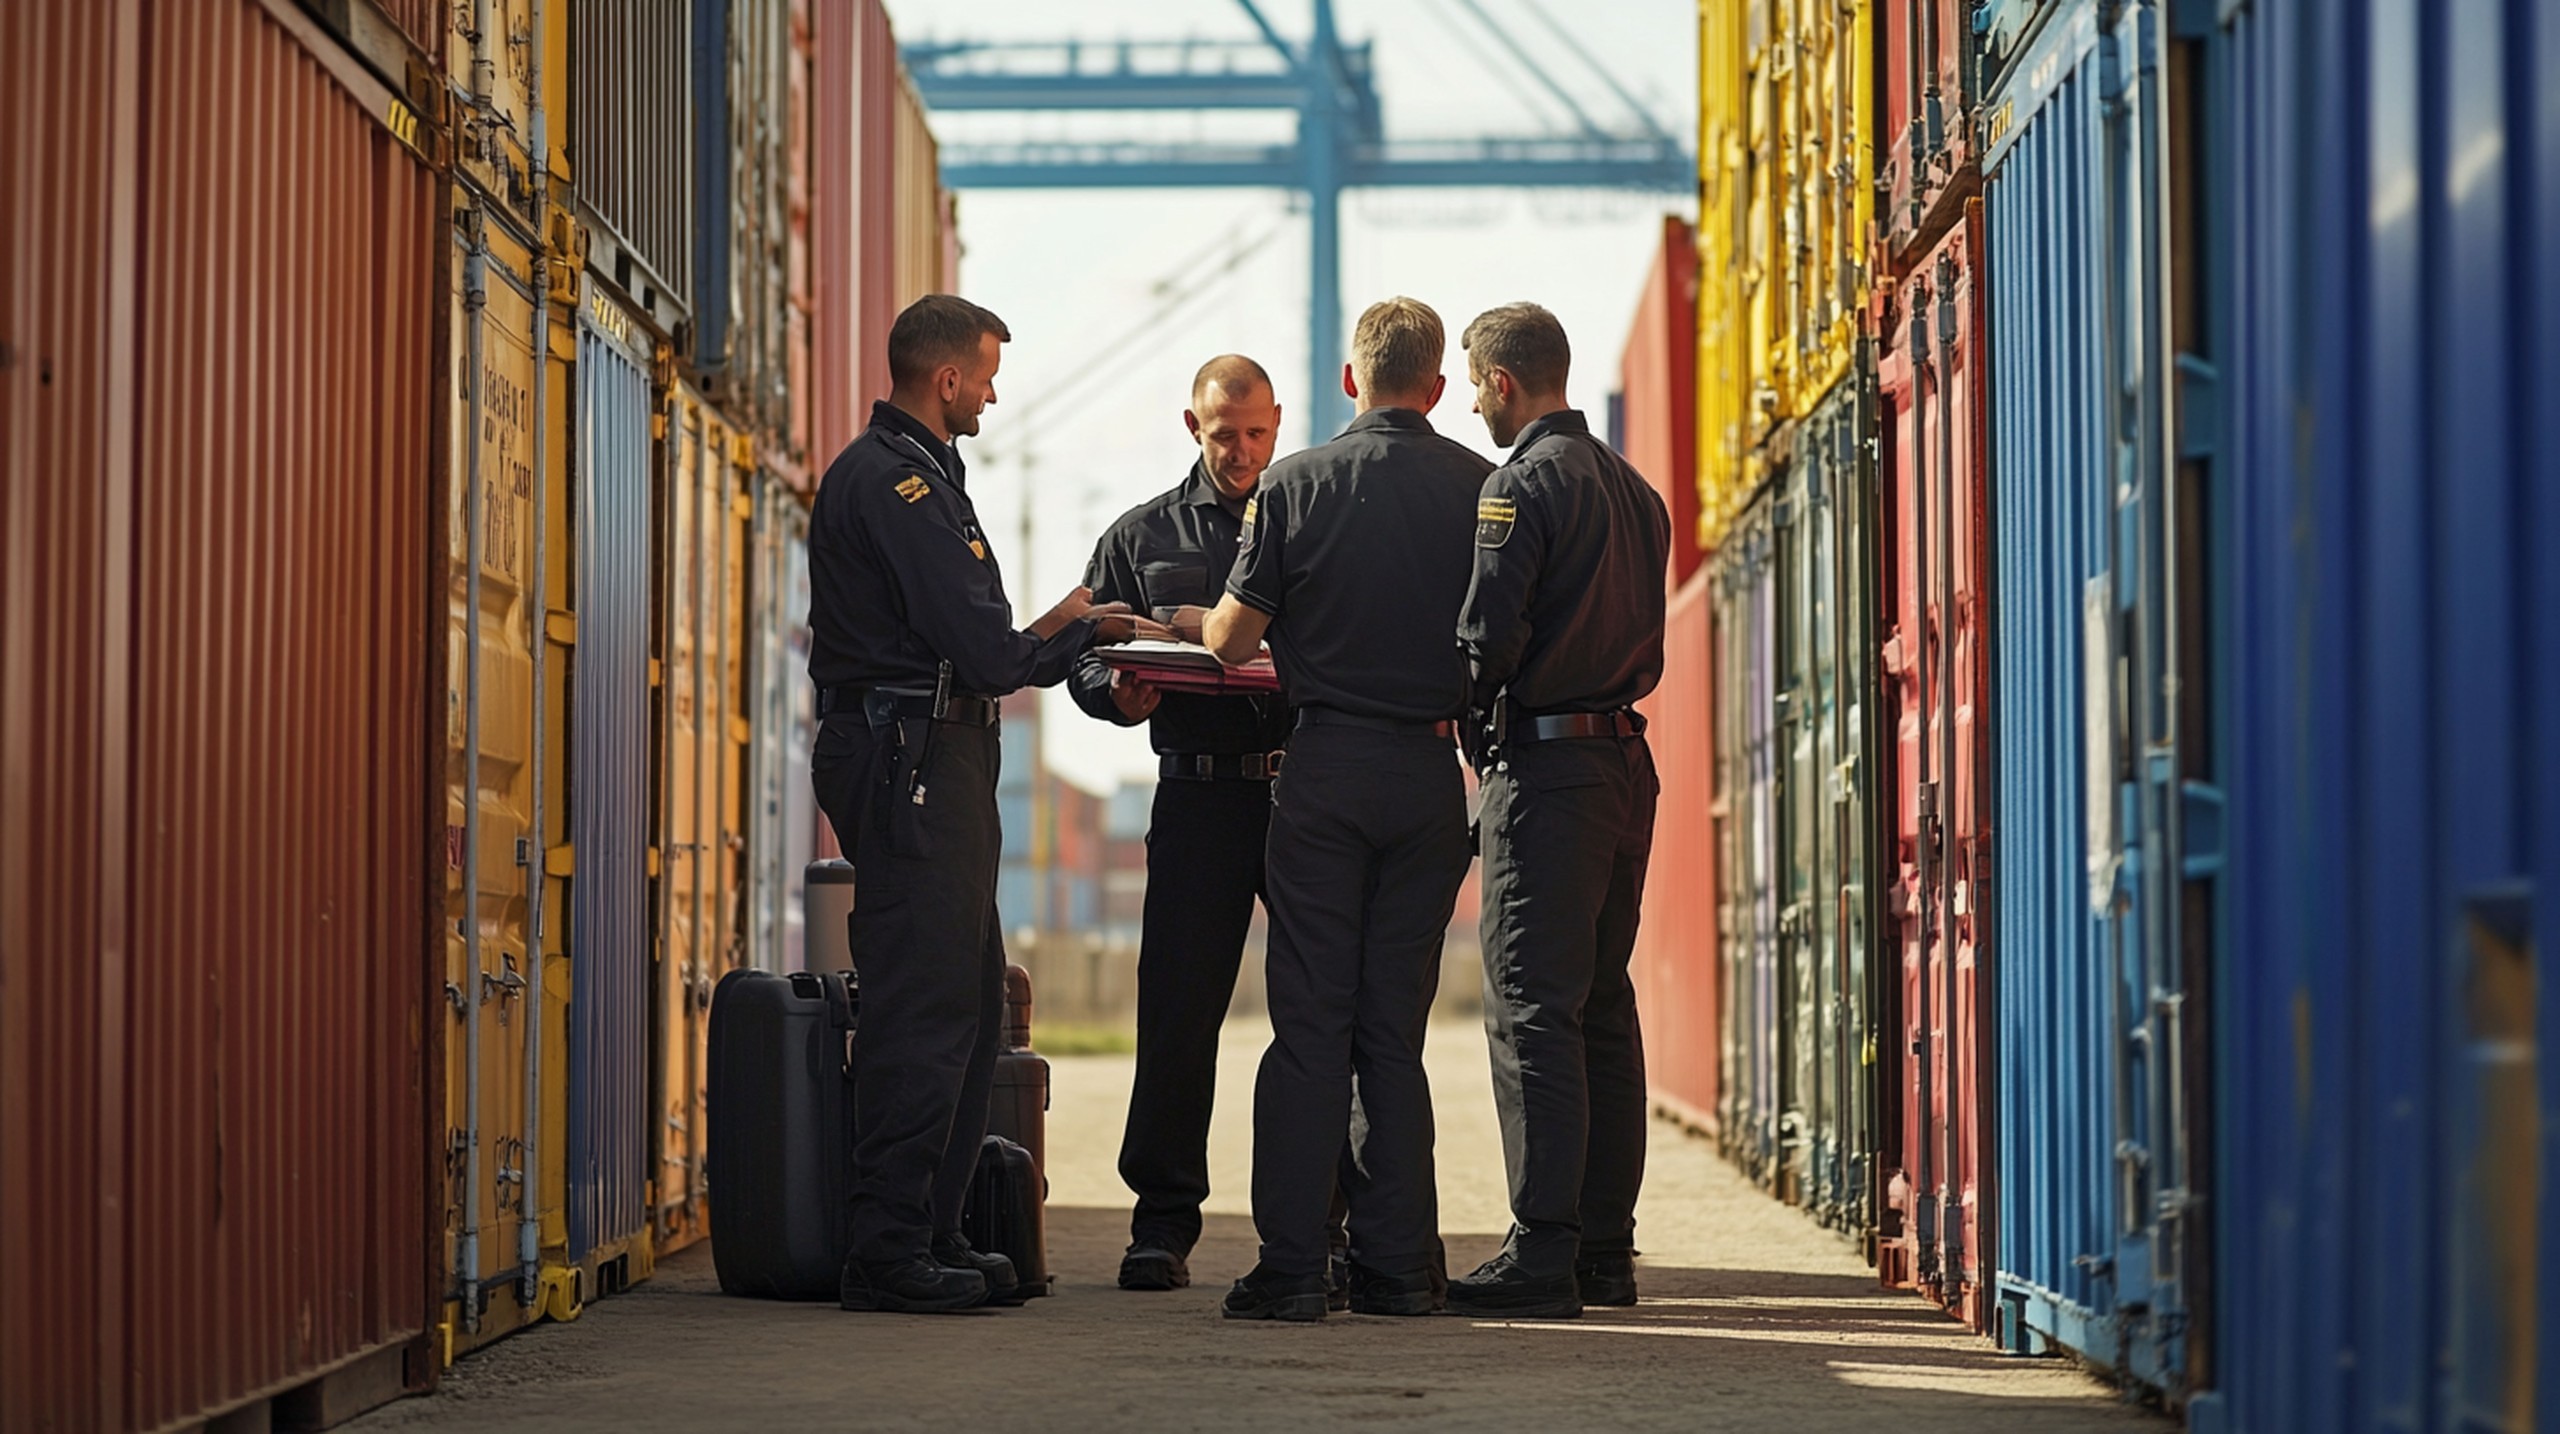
[1032,1021,1138,1057]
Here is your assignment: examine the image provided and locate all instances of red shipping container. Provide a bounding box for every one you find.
[1,0,443,1426]
[1877,0,1983,275]
[1874,204,1994,1330]
[1616,216,1704,588]
[1633,569,1721,1133]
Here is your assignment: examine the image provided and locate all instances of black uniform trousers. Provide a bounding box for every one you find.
[1251,725,1470,1277]
[812,711,1006,1265]
[1118,776,1270,1254]
[1476,732,1658,1272]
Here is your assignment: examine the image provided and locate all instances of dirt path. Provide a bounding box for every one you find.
[354,1017,2156,1432]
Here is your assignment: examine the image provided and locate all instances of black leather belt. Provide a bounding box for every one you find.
[1295,707,1458,740]
[816,685,1000,727]
[1160,751,1286,781]
[1509,708,1645,743]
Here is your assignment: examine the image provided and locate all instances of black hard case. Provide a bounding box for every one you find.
[708,968,856,1299]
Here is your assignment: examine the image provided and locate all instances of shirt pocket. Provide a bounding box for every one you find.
[1136,557,1212,614]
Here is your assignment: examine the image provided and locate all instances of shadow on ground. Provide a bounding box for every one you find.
[351,1206,2157,1434]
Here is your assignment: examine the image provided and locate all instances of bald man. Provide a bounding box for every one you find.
[1069,356,1296,1291]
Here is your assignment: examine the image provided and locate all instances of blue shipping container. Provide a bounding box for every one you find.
[569,284,656,1267]
[2193,0,2560,1429]
[1982,0,2212,1398]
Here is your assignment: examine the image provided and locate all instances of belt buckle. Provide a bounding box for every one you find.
[1193,754,1214,779]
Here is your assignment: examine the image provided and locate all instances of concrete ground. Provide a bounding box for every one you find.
[354,1015,2159,1433]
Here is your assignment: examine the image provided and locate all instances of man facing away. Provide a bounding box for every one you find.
[1197,297,1493,1322]
[1445,302,1671,1320]
[807,294,1161,1314]
[1066,356,1295,1291]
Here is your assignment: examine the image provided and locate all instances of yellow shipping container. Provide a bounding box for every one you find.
[444,0,570,229]
[654,389,754,1253]
[443,199,580,1357]
[1700,0,1873,547]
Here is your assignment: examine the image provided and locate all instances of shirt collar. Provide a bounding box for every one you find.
[869,399,964,483]
[1510,408,1591,452]
[1341,406,1437,438]
[1182,460,1251,517]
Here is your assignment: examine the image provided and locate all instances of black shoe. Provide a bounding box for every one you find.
[1575,1251,1638,1307]
[933,1235,1021,1305]
[1446,1247,1582,1320]
[1326,1254,1350,1312]
[839,1255,989,1314]
[1221,1264,1329,1322]
[1119,1244,1191,1291]
[1346,1262,1441,1316]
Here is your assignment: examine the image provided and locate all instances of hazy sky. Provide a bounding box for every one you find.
[880,0,1699,794]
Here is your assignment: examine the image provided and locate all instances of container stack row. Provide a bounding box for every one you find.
[1629,0,2560,1424]
[0,0,956,1426]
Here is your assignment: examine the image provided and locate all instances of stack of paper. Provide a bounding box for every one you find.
[1096,640,1282,695]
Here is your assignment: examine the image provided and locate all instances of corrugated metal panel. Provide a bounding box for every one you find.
[130,25,440,1412]
[2195,0,2559,1427]
[1694,0,1749,546]
[1634,570,1720,1135]
[1614,216,1703,588]
[1874,205,1992,1331]
[573,0,692,309]
[442,201,576,1355]
[1712,498,1782,1185]
[1739,0,1871,442]
[656,388,752,1253]
[746,480,817,974]
[445,0,564,228]
[570,278,655,1273]
[1876,0,1982,273]
[1,2,130,1422]
[690,0,732,375]
[693,0,804,480]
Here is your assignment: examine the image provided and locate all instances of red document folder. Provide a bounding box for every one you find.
[1096,640,1282,695]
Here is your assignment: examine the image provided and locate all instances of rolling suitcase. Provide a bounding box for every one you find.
[962,1135,1052,1298]
[708,967,857,1299]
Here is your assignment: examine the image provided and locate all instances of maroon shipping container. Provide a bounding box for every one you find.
[1634,569,1721,1133]
[1,1,443,1427]
[1874,204,1993,1330]
[1616,216,1704,588]
[1876,0,1982,274]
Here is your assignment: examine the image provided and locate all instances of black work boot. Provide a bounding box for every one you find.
[1346,1262,1441,1316]
[1575,1251,1638,1307]
[839,1254,989,1314]
[1446,1243,1582,1320]
[1220,1264,1329,1322]
[933,1234,1021,1305]
[1118,1242,1191,1291]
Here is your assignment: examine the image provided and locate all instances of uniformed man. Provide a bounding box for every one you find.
[808,294,1163,1314]
[1066,354,1295,1292]
[1444,302,1670,1320]
[1196,297,1492,1321]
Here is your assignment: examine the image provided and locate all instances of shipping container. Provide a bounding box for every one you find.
[2191,0,2560,1428]
[1875,0,1981,271]
[691,0,809,476]
[746,478,819,975]
[1711,497,1781,1184]
[1694,0,1752,546]
[1980,0,2211,1397]
[654,387,754,1253]
[811,0,958,462]
[1,1,443,1424]
[573,0,692,330]
[1742,0,1872,438]
[569,274,658,1292]
[1614,216,1704,588]
[1873,206,1992,1330]
[445,0,567,232]
[1635,570,1721,1134]
[1772,377,1884,1235]
[443,197,580,1357]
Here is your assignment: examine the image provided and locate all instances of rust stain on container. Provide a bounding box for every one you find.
[3,2,439,1426]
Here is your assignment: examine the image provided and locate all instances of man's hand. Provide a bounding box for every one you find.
[1091,611,1175,646]
[1164,604,1210,645]
[1030,585,1104,640]
[1110,670,1162,721]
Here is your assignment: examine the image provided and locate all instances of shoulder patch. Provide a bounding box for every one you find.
[895,474,931,503]
[1241,496,1257,524]
[1476,496,1517,548]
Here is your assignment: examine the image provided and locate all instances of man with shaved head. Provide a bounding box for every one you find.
[1069,355,1295,1292]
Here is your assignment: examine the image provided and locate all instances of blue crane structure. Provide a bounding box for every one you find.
[901,0,1694,437]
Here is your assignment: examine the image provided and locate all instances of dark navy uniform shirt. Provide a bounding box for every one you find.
[807,400,1094,696]
[1457,408,1671,713]
[1069,462,1294,754]
[1225,407,1494,723]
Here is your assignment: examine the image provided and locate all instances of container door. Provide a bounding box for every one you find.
[748,479,817,974]
[1877,206,1993,1331]
[1698,0,1751,546]
[1822,376,1886,1245]
[569,278,655,1283]
[1877,0,1982,269]
[444,204,571,1349]
[1777,467,1821,1208]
